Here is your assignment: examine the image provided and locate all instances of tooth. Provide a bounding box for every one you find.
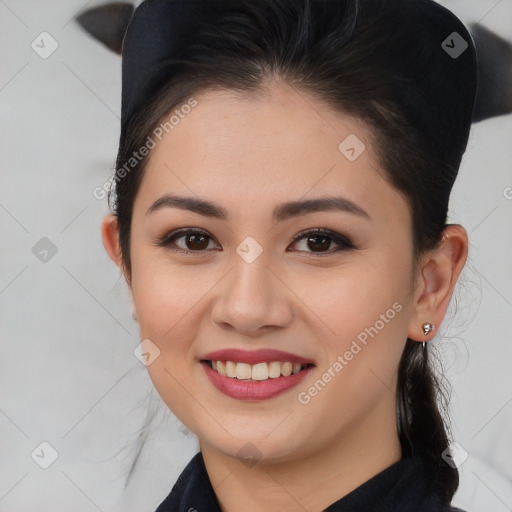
[217,361,226,376]
[213,360,304,379]
[236,362,252,380]
[268,361,281,378]
[226,361,237,378]
[251,362,268,381]
[281,362,293,377]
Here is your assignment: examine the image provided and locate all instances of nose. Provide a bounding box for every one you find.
[210,252,294,337]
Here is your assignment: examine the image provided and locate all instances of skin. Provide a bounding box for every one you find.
[102,81,468,512]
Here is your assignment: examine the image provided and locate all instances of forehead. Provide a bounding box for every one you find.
[134,82,410,227]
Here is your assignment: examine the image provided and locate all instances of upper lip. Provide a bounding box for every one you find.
[200,348,315,366]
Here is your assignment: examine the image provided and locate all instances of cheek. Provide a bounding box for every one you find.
[129,250,211,414]
[293,254,411,402]
[292,259,409,342]
[130,245,209,339]
[290,267,408,439]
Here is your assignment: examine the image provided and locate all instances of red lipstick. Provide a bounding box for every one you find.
[200,348,315,401]
[201,348,314,365]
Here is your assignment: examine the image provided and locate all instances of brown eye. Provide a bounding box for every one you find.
[289,228,354,255]
[157,229,220,254]
[184,233,209,250]
[157,227,354,256]
[305,234,331,252]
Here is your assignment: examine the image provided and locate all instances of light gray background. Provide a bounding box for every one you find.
[0,1,511,511]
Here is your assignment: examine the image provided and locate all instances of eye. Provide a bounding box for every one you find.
[288,228,354,255]
[156,227,355,256]
[156,228,220,255]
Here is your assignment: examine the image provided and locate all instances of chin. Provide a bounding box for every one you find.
[196,424,315,466]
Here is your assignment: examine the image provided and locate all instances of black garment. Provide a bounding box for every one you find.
[154,451,468,512]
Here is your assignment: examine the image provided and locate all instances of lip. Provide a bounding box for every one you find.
[201,361,315,401]
[200,348,315,365]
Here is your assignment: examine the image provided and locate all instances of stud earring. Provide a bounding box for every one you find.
[422,321,435,348]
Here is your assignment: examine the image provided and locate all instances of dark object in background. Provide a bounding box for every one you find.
[471,23,512,122]
[76,2,134,54]
[75,1,512,124]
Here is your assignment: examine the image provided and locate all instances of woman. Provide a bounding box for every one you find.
[101,0,477,510]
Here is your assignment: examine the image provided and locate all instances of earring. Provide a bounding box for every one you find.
[422,321,435,348]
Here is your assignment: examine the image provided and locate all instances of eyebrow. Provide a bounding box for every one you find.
[146,194,371,222]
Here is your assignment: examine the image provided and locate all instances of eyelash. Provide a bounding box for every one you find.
[155,227,355,257]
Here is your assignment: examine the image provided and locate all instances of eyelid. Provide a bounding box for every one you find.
[156,228,221,255]
[156,227,355,255]
[289,227,353,247]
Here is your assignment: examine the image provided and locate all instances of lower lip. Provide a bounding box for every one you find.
[201,361,314,401]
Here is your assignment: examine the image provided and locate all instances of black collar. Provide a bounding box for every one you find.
[154,451,466,512]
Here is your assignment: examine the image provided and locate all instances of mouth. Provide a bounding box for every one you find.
[201,359,315,381]
[199,348,316,400]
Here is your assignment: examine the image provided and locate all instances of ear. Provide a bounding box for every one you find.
[101,213,131,285]
[407,225,468,342]
[76,2,135,54]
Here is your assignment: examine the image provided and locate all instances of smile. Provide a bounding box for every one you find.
[205,360,312,381]
[200,360,315,401]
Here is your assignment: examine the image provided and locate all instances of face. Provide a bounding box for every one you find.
[124,83,419,464]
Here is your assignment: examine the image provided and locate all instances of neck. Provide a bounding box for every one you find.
[199,399,402,512]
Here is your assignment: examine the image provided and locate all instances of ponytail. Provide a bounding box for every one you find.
[396,340,458,502]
